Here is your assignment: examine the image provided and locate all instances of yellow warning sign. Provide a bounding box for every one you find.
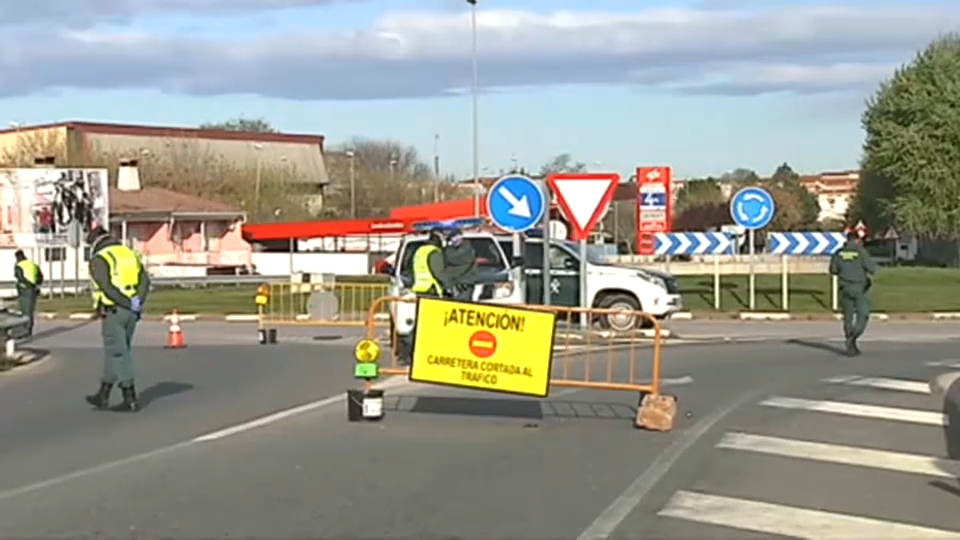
[409,297,557,397]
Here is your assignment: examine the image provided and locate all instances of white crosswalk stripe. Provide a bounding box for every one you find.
[821,375,930,394]
[655,363,960,537]
[659,491,960,538]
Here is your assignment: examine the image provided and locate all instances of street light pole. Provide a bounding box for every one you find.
[468,0,480,216]
[433,133,440,203]
[253,143,263,217]
[346,149,356,218]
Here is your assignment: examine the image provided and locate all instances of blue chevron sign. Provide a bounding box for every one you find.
[654,232,733,255]
[768,232,846,255]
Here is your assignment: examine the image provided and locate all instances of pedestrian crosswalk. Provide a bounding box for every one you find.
[655,364,960,538]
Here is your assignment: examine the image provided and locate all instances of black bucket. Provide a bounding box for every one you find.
[347,389,364,421]
[346,388,385,422]
[258,328,277,345]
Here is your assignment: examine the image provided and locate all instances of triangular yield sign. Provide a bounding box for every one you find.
[547,173,619,241]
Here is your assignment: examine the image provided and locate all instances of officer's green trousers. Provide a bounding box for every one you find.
[17,287,37,335]
[839,284,871,340]
[100,307,139,386]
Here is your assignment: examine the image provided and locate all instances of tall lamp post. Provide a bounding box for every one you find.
[346,149,356,218]
[467,0,480,216]
[252,143,263,217]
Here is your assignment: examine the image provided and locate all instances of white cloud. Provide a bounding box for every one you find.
[0,4,956,100]
[0,0,355,28]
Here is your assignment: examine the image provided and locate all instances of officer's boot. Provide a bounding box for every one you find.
[118,384,140,412]
[85,382,113,409]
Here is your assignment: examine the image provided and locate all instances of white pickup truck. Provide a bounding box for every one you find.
[382,230,682,359]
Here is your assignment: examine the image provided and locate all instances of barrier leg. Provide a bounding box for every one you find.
[635,393,678,431]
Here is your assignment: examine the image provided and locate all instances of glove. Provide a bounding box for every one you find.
[129,297,142,314]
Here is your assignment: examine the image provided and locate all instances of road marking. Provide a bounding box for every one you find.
[658,491,960,538]
[575,387,765,540]
[927,360,960,368]
[822,375,930,394]
[0,376,415,501]
[759,396,946,426]
[717,432,960,478]
[193,376,412,442]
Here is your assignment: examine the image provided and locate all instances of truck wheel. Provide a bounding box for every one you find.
[596,293,646,331]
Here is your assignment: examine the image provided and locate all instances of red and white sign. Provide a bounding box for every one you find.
[635,166,673,255]
[846,220,867,239]
[546,173,620,241]
[468,331,497,358]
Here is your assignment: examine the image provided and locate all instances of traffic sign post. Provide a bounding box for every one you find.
[486,174,546,233]
[730,187,776,311]
[547,173,620,327]
[488,175,547,305]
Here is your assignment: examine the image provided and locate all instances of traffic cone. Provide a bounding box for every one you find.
[166,309,186,349]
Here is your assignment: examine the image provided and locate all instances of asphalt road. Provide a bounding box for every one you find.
[2,320,960,537]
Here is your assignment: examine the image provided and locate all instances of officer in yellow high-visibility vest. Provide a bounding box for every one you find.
[411,229,450,297]
[13,250,43,337]
[84,226,151,412]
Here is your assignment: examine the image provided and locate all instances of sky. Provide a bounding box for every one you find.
[0,0,956,180]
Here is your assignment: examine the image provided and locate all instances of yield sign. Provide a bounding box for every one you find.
[546,173,620,241]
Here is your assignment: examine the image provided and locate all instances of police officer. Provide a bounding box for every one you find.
[84,226,150,412]
[411,228,450,297]
[829,231,877,356]
[442,228,478,301]
[13,250,43,337]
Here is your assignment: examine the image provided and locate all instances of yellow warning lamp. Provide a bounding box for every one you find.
[354,339,381,363]
[254,284,270,306]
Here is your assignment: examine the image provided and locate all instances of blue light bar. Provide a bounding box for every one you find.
[411,217,486,232]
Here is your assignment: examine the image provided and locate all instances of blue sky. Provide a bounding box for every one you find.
[0,0,956,180]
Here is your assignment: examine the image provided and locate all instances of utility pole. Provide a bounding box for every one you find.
[433,133,440,202]
[467,0,480,216]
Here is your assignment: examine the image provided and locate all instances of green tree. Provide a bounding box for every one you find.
[768,162,820,227]
[674,177,725,215]
[859,34,960,238]
[200,117,277,133]
[538,153,586,175]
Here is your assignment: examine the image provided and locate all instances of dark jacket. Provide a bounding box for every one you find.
[89,237,150,310]
[829,239,877,286]
[443,241,479,287]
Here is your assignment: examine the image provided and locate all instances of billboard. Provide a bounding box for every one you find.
[0,168,110,248]
[635,166,672,255]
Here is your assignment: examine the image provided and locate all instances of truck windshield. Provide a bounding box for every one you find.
[559,240,612,265]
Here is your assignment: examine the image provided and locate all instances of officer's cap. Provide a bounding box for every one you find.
[86,225,110,245]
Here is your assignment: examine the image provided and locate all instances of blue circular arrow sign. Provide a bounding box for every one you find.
[730,187,775,230]
[486,175,546,233]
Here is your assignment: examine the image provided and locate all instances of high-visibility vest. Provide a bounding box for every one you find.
[91,244,142,308]
[16,259,39,286]
[411,244,442,295]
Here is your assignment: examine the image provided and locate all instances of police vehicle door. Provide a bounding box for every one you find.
[522,239,580,307]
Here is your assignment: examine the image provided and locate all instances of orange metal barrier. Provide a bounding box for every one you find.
[360,295,664,396]
[258,281,390,327]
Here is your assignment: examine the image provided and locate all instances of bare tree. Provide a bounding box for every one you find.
[199,117,278,133]
[323,138,460,219]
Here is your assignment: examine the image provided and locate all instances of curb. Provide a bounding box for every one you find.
[669,311,902,321]
[32,311,960,322]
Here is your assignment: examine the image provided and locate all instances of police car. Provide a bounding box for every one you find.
[380,219,681,359]
[492,232,682,329]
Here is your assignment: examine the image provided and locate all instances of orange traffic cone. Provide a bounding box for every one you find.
[166,309,186,349]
